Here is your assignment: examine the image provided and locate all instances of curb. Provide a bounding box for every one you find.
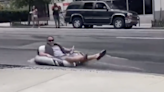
[151,27,164,29]
[0,26,70,28]
[0,26,34,28]
[1,25,164,29]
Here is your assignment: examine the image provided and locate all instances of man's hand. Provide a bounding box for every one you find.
[46,54,54,58]
[29,11,32,14]
[40,52,53,58]
[63,46,75,54]
[70,46,75,54]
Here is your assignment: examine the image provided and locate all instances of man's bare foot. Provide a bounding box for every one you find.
[97,50,107,60]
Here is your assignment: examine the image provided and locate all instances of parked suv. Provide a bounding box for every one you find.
[65,1,140,29]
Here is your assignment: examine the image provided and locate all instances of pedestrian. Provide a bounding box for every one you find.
[52,3,61,28]
[59,11,66,26]
[30,6,39,28]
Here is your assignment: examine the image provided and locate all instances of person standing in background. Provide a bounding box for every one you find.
[52,3,61,28]
[30,6,39,28]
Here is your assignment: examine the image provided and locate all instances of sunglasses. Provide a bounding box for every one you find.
[48,39,54,42]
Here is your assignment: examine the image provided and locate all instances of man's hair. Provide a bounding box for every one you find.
[47,36,54,40]
[54,3,57,6]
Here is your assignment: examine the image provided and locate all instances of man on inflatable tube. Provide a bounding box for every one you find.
[33,36,107,67]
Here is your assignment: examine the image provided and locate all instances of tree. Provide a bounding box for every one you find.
[12,0,52,8]
[11,0,52,25]
[0,3,3,10]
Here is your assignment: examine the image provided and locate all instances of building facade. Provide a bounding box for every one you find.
[154,0,164,20]
[104,0,154,23]
[73,0,153,15]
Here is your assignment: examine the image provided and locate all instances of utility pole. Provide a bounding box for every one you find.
[126,0,129,11]
[28,0,31,25]
[143,0,145,15]
[160,0,162,20]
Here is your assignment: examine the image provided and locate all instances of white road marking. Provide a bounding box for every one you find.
[116,37,164,40]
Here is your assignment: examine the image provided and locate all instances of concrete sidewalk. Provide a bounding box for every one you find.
[0,68,164,92]
[0,22,152,28]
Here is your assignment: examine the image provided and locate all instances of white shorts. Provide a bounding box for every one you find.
[33,15,38,18]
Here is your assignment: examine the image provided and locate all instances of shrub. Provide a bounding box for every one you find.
[0,9,29,23]
[152,19,164,27]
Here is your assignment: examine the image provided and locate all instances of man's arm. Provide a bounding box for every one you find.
[63,46,74,53]
[39,52,52,57]
[38,45,53,57]
[63,47,71,52]
[55,43,74,53]
[52,6,54,10]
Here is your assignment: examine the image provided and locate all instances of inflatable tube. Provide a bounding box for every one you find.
[34,55,75,67]
[33,51,84,67]
[30,44,85,67]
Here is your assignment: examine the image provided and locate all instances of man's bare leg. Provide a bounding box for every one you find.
[32,18,35,27]
[64,54,87,63]
[65,50,106,64]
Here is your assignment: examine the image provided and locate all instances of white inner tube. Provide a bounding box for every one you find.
[34,55,75,67]
[33,45,84,67]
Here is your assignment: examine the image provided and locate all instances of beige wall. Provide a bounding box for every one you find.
[154,0,164,20]
[139,14,153,23]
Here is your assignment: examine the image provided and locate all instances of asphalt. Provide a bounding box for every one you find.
[0,27,164,74]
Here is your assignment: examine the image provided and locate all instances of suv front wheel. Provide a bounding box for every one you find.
[113,17,125,29]
[72,17,83,28]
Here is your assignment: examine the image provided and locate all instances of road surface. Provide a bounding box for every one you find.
[0,27,164,74]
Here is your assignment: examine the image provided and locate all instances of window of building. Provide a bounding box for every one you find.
[112,0,127,10]
[83,3,93,9]
[145,0,152,14]
[128,0,143,14]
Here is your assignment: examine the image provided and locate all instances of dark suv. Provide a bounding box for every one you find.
[64,1,140,29]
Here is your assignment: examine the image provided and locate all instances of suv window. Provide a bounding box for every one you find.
[83,3,93,9]
[67,4,80,9]
[95,3,107,9]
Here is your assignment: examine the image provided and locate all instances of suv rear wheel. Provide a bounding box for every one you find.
[113,17,125,29]
[72,17,83,28]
